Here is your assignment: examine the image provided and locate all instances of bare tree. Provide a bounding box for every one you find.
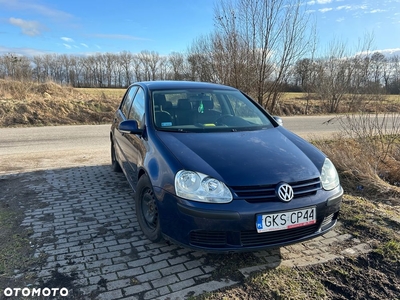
[313,40,353,113]
[132,54,142,82]
[212,0,314,112]
[69,55,84,87]
[293,58,314,92]
[369,51,385,88]
[137,51,151,81]
[0,54,32,81]
[136,50,163,81]
[31,55,43,82]
[168,52,187,80]
[120,51,134,86]
[103,53,118,87]
[387,55,400,94]
[187,36,216,82]
[157,56,169,80]
[311,36,376,113]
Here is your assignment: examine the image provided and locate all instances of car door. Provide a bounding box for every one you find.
[118,87,146,188]
[114,85,138,177]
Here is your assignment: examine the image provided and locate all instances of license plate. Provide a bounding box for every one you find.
[256,207,316,233]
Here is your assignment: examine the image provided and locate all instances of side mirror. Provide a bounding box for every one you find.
[273,116,283,127]
[118,120,143,134]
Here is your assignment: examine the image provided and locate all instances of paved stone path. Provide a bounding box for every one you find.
[3,166,372,299]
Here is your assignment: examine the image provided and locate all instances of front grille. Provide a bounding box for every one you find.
[231,178,321,203]
[190,231,227,247]
[241,224,319,247]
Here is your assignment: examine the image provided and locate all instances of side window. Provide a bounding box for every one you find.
[121,86,138,118]
[128,88,145,128]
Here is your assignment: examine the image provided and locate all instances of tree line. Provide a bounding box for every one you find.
[1,0,399,113]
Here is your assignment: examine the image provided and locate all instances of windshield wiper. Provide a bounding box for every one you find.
[156,128,188,133]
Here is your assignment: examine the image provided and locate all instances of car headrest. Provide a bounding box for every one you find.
[203,100,213,110]
[154,94,167,106]
[177,99,191,110]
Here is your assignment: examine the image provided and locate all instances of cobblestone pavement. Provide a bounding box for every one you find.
[2,165,372,300]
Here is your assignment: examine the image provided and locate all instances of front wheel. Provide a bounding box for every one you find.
[111,141,122,172]
[135,175,162,242]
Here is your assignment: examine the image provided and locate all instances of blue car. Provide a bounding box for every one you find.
[110,81,343,252]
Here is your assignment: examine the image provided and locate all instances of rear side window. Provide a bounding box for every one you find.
[128,88,145,128]
[121,86,138,118]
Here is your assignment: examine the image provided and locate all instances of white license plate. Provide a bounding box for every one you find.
[256,207,316,233]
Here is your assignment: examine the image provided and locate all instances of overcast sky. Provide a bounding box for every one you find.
[0,0,399,57]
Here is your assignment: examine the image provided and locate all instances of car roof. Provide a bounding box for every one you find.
[134,80,237,91]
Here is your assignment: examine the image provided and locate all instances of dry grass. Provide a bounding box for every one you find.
[281,92,400,103]
[75,87,126,100]
[313,133,400,201]
[278,92,400,115]
[0,79,121,127]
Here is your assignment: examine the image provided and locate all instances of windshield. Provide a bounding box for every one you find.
[152,89,274,132]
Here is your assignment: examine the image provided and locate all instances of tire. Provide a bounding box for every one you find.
[135,175,162,242]
[111,141,122,172]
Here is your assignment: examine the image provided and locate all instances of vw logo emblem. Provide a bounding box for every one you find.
[276,183,294,202]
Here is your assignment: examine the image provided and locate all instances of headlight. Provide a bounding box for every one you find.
[321,158,340,190]
[175,170,233,203]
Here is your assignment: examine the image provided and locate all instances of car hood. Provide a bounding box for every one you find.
[156,127,325,186]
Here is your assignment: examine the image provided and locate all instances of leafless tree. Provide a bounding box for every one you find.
[369,52,385,88]
[210,0,314,112]
[387,55,400,94]
[120,51,134,86]
[32,55,43,82]
[158,56,169,80]
[168,52,187,80]
[187,36,215,82]
[312,40,353,113]
[136,50,163,81]
[69,56,84,87]
[310,36,378,113]
[0,54,32,81]
[293,58,317,93]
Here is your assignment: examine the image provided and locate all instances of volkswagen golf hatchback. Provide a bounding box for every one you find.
[110,81,343,252]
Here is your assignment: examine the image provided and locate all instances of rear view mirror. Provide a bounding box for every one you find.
[118,120,143,134]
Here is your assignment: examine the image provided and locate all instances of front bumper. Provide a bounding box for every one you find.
[155,186,343,252]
